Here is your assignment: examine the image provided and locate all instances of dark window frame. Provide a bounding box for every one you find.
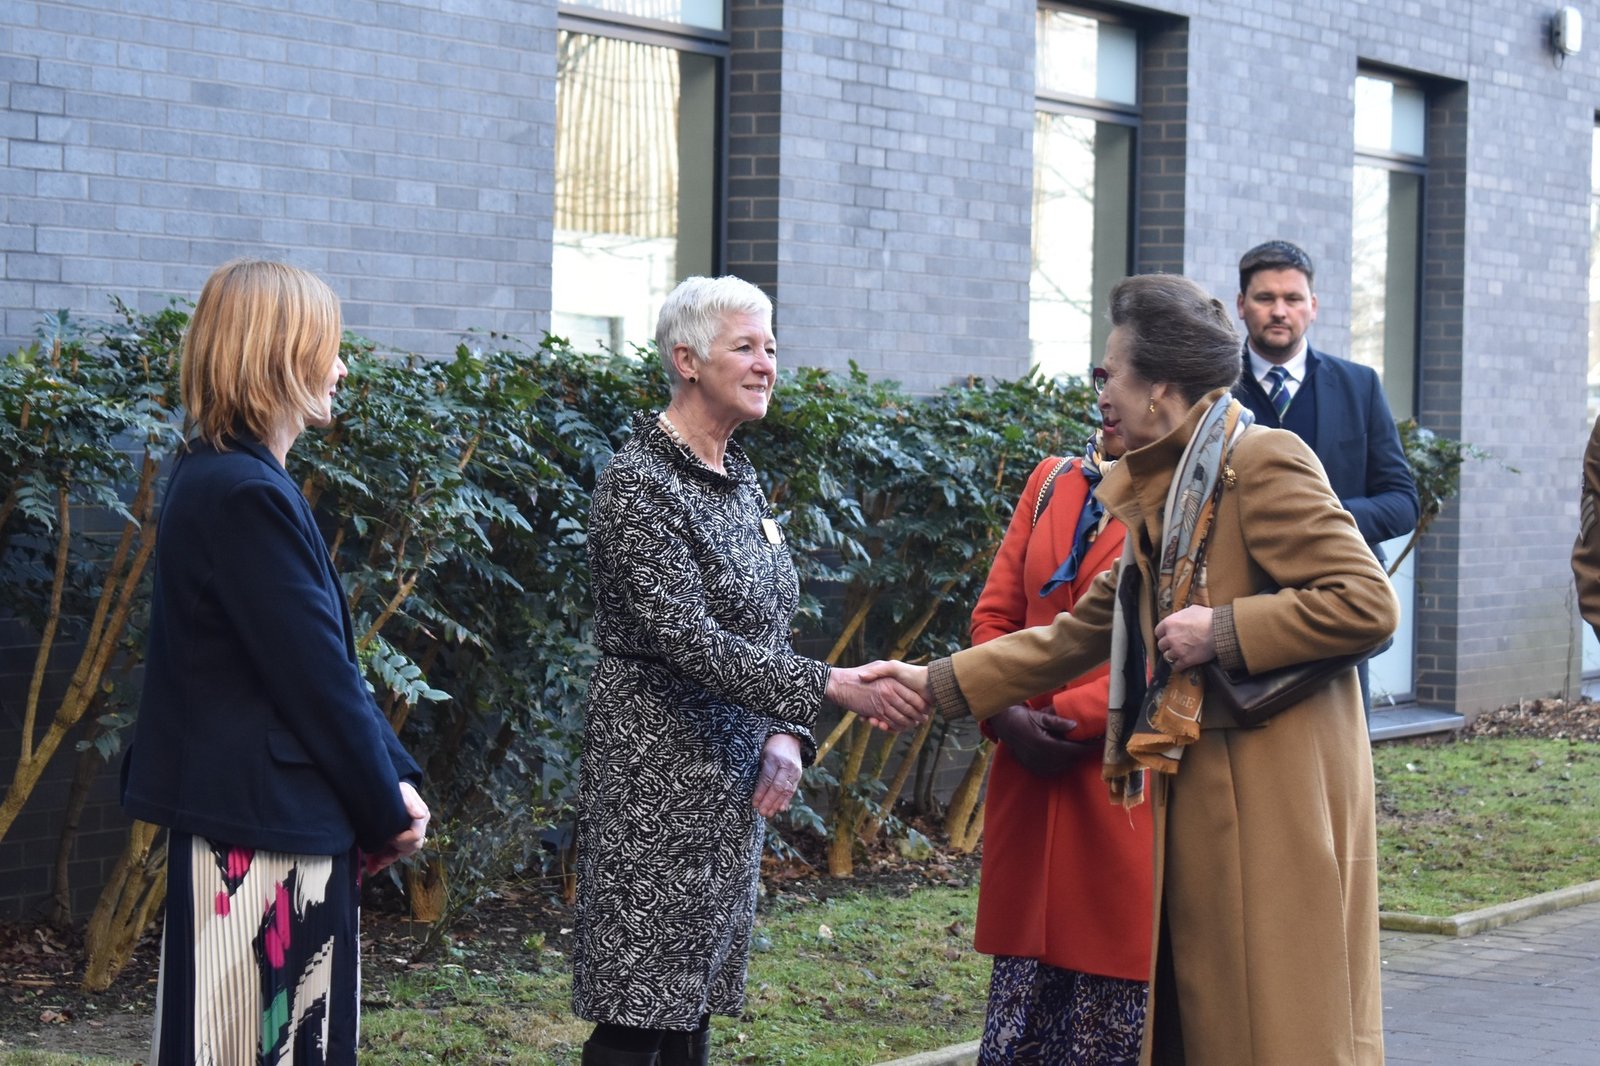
[556,2,731,278]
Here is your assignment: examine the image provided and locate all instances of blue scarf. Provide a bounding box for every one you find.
[1039,433,1110,596]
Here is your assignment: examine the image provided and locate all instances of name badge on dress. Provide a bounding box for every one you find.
[761,518,783,545]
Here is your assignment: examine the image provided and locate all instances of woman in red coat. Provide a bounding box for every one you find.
[970,430,1151,1065]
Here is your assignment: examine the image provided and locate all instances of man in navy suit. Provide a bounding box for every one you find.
[1231,240,1420,717]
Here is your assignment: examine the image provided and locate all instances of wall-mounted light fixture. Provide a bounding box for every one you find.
[1551,6,1583,56]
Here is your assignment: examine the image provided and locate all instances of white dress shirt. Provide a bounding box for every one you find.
[1246,341,1309,404]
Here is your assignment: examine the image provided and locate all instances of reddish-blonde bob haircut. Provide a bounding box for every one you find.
[182,259,342,449]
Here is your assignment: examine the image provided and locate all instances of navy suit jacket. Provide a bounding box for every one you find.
[123,433,420,855]
[1233,345,1420,554]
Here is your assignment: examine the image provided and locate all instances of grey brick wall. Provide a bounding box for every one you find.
[728,0,1035,394]
[1,0,557,356]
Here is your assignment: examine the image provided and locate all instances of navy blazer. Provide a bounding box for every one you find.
[1233,345,1420,552]
[123,433,420,855]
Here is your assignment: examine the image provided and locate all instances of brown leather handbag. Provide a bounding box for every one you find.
[1203,649,1371,727]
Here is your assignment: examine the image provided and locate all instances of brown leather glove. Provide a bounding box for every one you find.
[989,704,1095,778]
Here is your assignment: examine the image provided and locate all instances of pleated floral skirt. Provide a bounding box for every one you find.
[150,831,361,1065]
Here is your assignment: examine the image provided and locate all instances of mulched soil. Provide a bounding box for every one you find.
[0,819,979,1061]
[6,699,1598,1060]
[1458,695,1600,742]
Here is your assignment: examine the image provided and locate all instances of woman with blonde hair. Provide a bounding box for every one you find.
[123,259,428,1065]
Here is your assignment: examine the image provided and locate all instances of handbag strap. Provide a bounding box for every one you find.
[1031,457,1073,528]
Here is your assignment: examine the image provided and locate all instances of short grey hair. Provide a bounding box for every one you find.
[655,275,773,388]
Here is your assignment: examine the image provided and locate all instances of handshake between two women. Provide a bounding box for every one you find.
[825,660,933,732]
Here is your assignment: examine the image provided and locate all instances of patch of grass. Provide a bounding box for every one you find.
[1373,737,1600,915]
[360,884,986,1065]
[361,962,587,1064]
[735,886,986,1064]
[0,1055,127,1066]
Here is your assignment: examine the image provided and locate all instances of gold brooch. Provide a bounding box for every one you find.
[1222,465,1237,489]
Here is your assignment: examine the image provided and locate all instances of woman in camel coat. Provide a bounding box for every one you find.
[918,274,1398,1065]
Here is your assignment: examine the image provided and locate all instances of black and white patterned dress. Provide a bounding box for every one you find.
[571,412,829,1030]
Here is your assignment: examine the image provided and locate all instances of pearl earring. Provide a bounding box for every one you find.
[1148,398,1157,413]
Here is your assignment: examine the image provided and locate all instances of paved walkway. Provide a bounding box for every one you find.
[1381,900,1600,1064]
[885,900,1600,1066]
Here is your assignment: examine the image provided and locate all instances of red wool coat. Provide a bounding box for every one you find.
[969,456,1152,981]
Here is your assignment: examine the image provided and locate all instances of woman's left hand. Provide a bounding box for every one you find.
[365,781,432,875]
[1154,604,1216,672]
[752,733,804,817]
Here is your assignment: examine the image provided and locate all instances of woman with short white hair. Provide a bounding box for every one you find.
[572,275,926,1066]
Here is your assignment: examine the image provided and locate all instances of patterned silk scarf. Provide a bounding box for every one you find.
[1104,395,1252,806]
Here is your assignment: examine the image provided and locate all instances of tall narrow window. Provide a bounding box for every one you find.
[553,7,724,351]
[1589,121,1600,425]
[1030,6,1137,380]
[1352,73,1425,419]
[1354,69,1426,704]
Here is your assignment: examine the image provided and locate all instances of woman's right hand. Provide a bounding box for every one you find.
[990,705,1095,778]
[826,662,929,732]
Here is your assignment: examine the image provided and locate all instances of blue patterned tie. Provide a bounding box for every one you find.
[1265,365,1292,418]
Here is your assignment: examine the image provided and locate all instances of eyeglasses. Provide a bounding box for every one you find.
[1091,366,1108,395]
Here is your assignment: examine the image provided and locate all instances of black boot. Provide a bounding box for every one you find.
[657,1022,710,1066]
[581,1039,659,1066]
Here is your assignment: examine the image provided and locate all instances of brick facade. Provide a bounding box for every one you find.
[727,0,1035,393]
[0,0,557,352]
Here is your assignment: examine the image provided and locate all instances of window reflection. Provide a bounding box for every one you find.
[1351,166,1420,418]
[1036,9,1137,105]
[1352,73,1423,418]
[553,30,716,351]
[1354,77,1393,153]
[1351,166,1389,380]
[1031,114,1132,379]
[1030,7,1137,380]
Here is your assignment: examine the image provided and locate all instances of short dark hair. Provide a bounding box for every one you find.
[1108,274,1241,406]
[1238,239,1315,294]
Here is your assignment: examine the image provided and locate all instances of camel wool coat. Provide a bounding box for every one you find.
[932,392,1398,1066]
[1572,414,1600,639]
